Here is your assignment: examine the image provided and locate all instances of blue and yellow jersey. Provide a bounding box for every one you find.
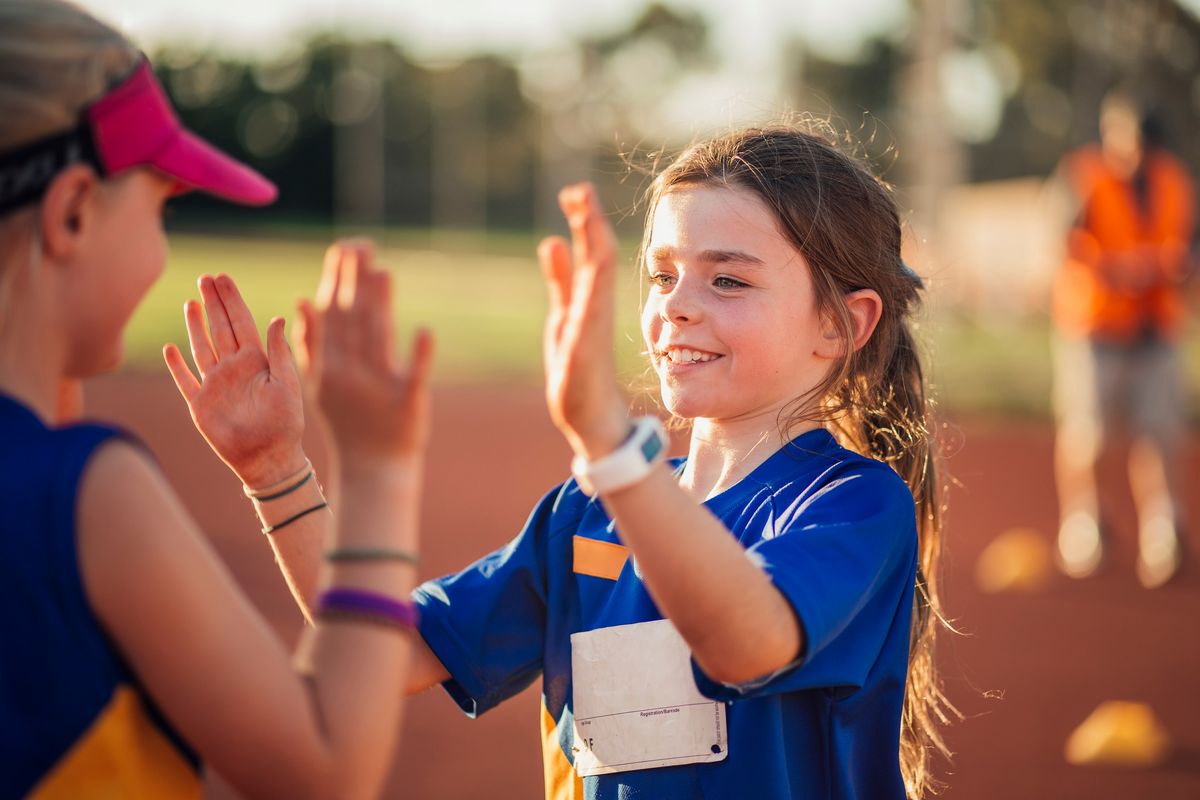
[415,428,917,799]
[0,393,201,799]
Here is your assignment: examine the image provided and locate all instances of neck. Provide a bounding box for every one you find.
[0,250,66,425]
[0,325,67,426]
[679,411,820,501]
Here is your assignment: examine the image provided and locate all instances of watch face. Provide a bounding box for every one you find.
[640,431,665,462]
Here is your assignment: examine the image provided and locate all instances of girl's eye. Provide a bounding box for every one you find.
[648,272,676,287]
[714,275,748,289]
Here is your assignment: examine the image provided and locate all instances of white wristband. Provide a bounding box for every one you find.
[571,416,668,496]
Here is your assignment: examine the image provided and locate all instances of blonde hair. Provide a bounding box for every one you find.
[641,125,956,798]
[0,0,139,309]
[0,0,139,153]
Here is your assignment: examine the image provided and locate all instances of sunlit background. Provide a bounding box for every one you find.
[84,0,1200,416]
[77,1,1200,798]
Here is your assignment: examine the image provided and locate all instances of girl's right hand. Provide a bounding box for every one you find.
[293,240,435,472]
[164,274,307,489]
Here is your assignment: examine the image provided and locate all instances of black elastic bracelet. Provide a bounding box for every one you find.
[325,547,421,566]
[261,501,329,535]
[249,470,314,503]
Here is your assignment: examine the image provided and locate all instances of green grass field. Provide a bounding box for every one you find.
[128,232,1200,419]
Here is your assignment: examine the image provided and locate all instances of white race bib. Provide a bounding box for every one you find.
[570,619,729,777]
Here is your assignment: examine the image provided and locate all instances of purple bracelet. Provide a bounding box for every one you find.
[317,588,418,629]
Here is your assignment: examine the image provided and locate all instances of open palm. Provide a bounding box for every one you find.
[538,183,629,460]
[163,274,306,488]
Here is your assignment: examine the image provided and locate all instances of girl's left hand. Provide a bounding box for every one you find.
[539,183,630,460]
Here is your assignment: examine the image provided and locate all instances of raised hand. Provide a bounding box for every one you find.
[163,274,306,488]
[538,183,629,460]
[292,241,434,472]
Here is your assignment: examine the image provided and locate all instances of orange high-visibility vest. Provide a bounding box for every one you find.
[1053,146,1195,340]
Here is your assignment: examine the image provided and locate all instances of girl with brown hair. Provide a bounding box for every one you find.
[182,124,952,798]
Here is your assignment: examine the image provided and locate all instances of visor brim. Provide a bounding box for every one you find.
[153,129,277,207]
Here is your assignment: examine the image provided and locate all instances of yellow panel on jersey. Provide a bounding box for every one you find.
[541,700,584,800]
[29,686,201,800]
[572,535,628,581]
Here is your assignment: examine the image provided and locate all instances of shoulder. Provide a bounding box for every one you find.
[768,433,913,505]
[1149,151,1195,188]
[765,441,916,539]
[78,436,163,500]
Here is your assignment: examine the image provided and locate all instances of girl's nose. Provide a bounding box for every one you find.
[660,279,700,324]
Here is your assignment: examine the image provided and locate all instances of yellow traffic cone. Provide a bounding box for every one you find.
[1065,701,1171,767]
[974,527,1052,593]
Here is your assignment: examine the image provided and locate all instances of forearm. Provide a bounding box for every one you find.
[253,459,451,692]
[246,456,331,621]
[599,466,803,685]
[298,464,423,797]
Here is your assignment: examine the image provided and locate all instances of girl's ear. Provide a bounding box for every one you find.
[39,164,100,262]
[845,288,883,352]
[814,288,883,359]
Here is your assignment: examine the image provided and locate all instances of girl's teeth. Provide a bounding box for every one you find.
[664,349,717,363]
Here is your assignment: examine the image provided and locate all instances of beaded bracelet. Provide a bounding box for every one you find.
[316,588,418,631]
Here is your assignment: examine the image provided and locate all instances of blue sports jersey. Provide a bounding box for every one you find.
[415,427,917,799]
[0,393,201,799]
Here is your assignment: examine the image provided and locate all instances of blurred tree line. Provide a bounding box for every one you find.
[157,0,1200,232]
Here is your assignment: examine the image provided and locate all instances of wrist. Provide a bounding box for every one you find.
[238,448,309,492]
[339,457,424,489]
[571,416,667,496]
[566,412,631,462]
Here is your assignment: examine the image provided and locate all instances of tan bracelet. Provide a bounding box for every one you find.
[243,458,314,501]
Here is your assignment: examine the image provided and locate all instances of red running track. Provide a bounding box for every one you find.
[82,374,1200,799]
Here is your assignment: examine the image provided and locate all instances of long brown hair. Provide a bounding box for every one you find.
[640,124,954,798]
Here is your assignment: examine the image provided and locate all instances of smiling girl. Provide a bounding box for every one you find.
[180,124,953,799]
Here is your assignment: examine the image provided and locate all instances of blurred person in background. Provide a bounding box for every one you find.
[1050,88,1195,588]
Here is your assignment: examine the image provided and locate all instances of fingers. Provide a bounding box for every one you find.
[538,236,572,362]
[556,183,617,327]
[315,244,344,309]
[213,273,265,354]
[163,343,201,403]
[555,184,618,339]
[538,236,573,314]
[265,316,300,392]
[558,182,617,278]
[316,238,374,311]
[293,299,321,380]
[368,268,395,368]
[198,274,239,356]
[183,299,218,377]
[406,327,435,392]
[338,243,370,312]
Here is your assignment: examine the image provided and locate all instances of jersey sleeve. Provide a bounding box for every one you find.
[412,483,566,718]
[692,463,918,700]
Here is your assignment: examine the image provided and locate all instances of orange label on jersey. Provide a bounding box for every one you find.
[573,536,628,581]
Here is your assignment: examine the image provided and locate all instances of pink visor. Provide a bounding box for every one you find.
[0,58,275,214]
[89,60,276,205]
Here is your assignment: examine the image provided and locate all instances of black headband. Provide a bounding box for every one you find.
[0,121,104,216]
